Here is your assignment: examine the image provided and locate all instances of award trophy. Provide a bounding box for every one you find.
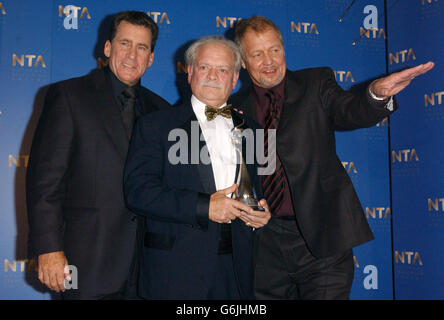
[231,124,265,212]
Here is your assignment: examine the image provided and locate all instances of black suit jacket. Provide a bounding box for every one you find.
[230,67,397,258]
[124,103,261,299]
[26,68,170,298]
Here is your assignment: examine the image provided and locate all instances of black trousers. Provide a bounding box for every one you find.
[254,217,354,300]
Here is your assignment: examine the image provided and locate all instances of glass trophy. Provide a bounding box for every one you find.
[231,124,265,212]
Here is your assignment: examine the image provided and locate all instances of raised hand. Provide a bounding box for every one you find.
[370,62,434,98]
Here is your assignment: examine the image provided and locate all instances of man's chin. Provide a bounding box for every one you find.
[117,73,139,86]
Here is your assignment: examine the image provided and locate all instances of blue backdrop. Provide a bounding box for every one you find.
[0,0,442,299]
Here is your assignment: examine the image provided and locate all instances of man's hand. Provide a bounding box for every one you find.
[209,184,253,223]
[38,251,69,292]
[370,62,434,99]
[238,199,271,229]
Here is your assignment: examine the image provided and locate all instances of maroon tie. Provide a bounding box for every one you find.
[262,90,286,214]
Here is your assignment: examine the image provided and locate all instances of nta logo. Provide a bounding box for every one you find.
[291,21,319,34]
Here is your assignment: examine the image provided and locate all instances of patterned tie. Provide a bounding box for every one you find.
[262,90,286,214]
[205,104,232,121]
[119,86,136,138]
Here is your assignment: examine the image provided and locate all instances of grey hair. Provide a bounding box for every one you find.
[184,35,242,76]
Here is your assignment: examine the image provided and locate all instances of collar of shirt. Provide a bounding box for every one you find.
[252,77,286,126]
[191,95,227,123]
[105,66,140,107]
[253,77,285,103]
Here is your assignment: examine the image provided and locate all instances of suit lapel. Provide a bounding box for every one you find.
[179,104,217,195]
[278,70,307,134]
[89,69,129,160]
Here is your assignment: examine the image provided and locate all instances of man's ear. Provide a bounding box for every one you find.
[187,65,192,84]
[232,72,240,90]
[104,40,111,58]
[147,51,155,68]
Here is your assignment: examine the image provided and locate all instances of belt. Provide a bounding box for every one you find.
[218,223,232,255]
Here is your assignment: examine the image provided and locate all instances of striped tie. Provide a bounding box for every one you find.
[262,90,286,214]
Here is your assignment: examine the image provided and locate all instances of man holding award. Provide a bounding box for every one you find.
[123,35,270,299]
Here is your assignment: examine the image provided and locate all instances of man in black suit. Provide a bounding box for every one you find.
[26,11,170,299]
[124,36,270,299]
[230,16,434,299]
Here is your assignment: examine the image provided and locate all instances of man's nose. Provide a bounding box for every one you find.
[207,67,217,79]
[127,45,137,59]
[263,52,273,65]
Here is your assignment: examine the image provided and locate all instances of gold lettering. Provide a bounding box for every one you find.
[392,150,402,162]
[8,155,18,167]
[401,149,410,162]
[336,71,345,82]
[428,198,439,211]
[376,117,389,127]
[8,155,29,167]
[366,207,376,219]
[12,54,24,67]
[25,54,36,67]
[309,23,319,34]
[216,16,226,28]
[395,251,404,264]
[399,50,408,63]
[407,48,416,62]
[227,17,237,28]
[27,258,38,273]
[353,256,359,268]
[80,7,90,19]
[177,61,187,74]
[345,71,354,83]
[360,27,370,38]
[378,28,386,39]
[375,207,385,219]
[348,162,357,173]
[389,52,399,65]
[160,12,170,24]
[58,5,64,17]
[436,91,444,105]
[405,251,414,264]
[425,93,435,106]
[291,21,301,33]
[413,252,423,265]
[97,57,109,69]
[428,198,444,211]
[410,149,419,161]
[4,259,16,272]
[0,2,6,15]
[148,11,161,23]
[35,55,46,68]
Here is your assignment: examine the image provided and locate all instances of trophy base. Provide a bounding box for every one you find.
[249,205,265,212]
